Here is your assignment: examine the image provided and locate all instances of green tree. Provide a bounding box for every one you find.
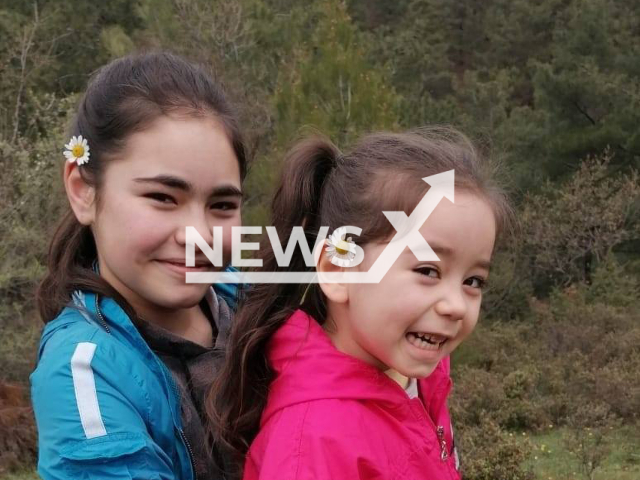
[243,0,401,225]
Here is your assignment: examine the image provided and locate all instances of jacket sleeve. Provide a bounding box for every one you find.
[30,330,177,480]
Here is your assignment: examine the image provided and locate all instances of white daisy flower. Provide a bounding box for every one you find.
[63,135,90,165]
[325,227,357,267]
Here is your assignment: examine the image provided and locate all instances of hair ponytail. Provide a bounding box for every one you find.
[206,136,340,475]
[274,135,340,231]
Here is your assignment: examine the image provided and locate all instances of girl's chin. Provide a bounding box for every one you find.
[151,285,210,310]
[393,362,439,380]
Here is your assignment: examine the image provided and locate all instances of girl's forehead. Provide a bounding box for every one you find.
[110,115,241,188]
[360,193,496,269]
[418,195,496,261]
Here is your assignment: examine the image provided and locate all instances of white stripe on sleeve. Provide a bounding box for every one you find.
[71,342,107,439]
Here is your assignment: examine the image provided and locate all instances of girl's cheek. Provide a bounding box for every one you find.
[124,207,172,252]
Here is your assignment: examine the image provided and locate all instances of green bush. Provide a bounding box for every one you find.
[455,415,534,480]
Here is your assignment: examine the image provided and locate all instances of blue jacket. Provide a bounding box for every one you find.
[30,282,238,480]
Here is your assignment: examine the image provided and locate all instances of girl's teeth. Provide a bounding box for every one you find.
[406,332,443,351]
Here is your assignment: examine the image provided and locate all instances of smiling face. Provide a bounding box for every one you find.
[323,191,496,378]
[90,114,242,318]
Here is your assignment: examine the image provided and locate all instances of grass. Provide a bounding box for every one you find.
[523,425,640,480]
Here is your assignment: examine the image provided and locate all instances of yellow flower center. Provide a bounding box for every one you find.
[335,239,350,256]
[72,145,85,158]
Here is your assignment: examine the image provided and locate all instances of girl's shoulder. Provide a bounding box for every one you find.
[33,307,133,385]
[33,293,147,384]
[30,297,169,433]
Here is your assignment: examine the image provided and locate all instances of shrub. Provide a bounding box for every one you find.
[0,383,37,474]
[455,415,534,480]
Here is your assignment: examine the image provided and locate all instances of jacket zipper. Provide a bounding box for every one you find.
[168,370,198,480]
[94,296,111,334]
[436,425,449,462]
[179,428,198,480]
[413,395,450,464]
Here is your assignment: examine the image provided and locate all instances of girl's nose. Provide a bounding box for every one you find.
[174,212,213,247]
[434,286,467,321]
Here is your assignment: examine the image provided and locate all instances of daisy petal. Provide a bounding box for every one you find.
[334,258,351,268]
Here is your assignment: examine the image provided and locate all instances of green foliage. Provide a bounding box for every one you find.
[354,0,640,189]
[513,150,638,296]
[453,257,640,433]
[246,0,401,223]
[455,414,534,480]
[271,0,400,146]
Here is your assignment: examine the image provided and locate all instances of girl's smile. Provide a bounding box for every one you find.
[155,258,216,276]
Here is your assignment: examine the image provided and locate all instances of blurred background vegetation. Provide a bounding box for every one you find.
[0,0,639,479]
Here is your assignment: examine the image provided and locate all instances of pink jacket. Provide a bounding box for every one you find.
[244,309,461,480]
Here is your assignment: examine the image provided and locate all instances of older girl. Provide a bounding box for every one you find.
[31,52,245,480]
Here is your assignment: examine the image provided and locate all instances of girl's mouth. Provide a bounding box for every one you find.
[406,332,449,351]
[157,259,212,274]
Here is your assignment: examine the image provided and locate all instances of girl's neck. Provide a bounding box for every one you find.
[141,304,213,348]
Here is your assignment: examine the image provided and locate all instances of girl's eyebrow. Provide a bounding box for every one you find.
[431,243,492,270]
[133,175,243,198]
[407,241,491,270]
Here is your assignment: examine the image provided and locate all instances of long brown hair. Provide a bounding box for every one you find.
[206,126,513,477]
[37,51,247,323]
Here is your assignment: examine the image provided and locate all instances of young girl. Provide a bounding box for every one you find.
[209,128,512,479]
[30,52,246,480]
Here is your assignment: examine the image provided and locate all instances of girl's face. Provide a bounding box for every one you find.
[91,115,242,316]
[325,191,496,378]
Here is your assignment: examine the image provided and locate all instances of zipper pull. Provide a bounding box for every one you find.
[436,425,448,462]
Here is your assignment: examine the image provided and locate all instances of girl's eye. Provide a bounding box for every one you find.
[210,201,239,211]
[415,266,440,279]
[145,193,176,204]
[465,276,487,290]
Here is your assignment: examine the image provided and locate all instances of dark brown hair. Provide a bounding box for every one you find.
[206,126,513,477]
[37,51,247,323]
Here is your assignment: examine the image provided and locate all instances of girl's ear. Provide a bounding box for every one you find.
[64,162,96,225]
[316,240,349,304]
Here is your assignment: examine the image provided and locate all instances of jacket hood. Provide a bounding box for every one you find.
[261,309,452,427]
